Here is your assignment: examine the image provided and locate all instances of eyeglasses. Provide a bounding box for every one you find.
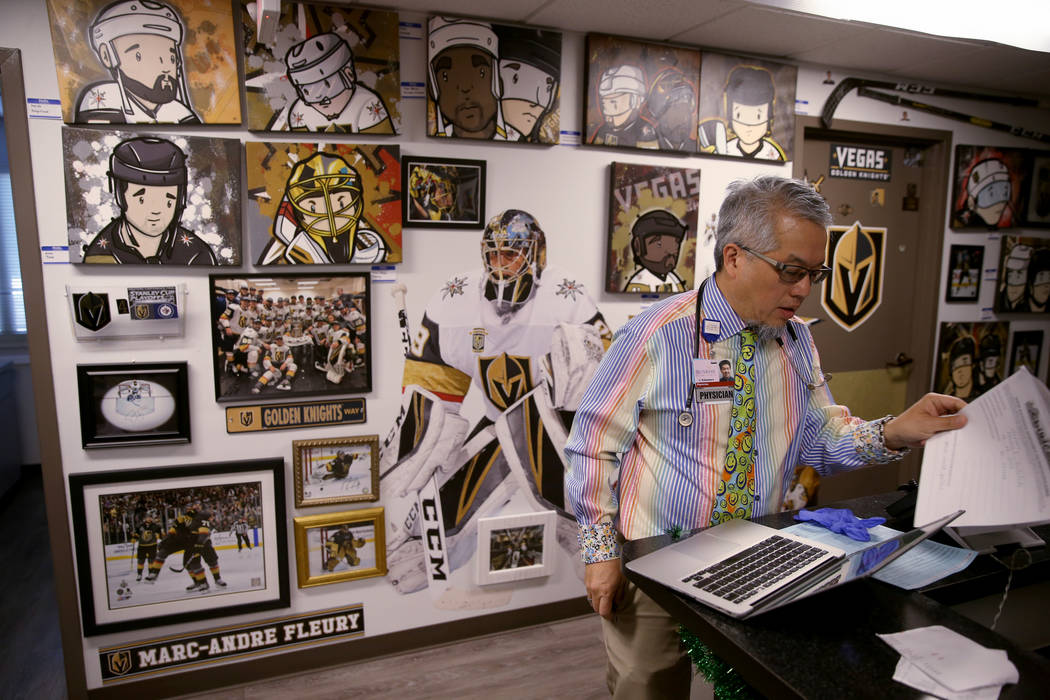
[739,245,831,285]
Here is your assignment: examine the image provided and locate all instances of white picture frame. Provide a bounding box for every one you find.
[476,510,556,586]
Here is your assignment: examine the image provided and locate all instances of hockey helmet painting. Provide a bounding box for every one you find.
[73,291,111,331]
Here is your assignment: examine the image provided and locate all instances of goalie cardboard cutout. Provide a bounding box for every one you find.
[606,162,700,293]
[63,126,241,265]
[246,141,402,265]
[46,0,241,124]
[379,209,612,604]
[241,2,401,133]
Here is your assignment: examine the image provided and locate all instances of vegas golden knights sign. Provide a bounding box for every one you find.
[821,221,886,332]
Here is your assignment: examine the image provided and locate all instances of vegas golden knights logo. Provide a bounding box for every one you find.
[470,328,488,353]
[239,410,254,427]
[133,304,151,319]
[478,353,533,411]
[821,221,885,332]
[107,651,132,676]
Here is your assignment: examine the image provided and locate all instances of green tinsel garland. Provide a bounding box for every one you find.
[679,626,763,700]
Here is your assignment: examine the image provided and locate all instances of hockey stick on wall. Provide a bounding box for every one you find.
[821,77,1050,144]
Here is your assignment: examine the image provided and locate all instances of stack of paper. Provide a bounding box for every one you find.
[878,626,1018,699]
[916,368,1050,529]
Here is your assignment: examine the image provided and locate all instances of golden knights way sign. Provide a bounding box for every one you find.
[100,604,365,682]
[226,398,366,433]
[821,221,886,332]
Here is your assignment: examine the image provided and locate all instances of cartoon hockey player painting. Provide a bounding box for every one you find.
[46,0,240,124]
[241,4,401,133]
[584,35,700,153]
[427,16,562,143]
[606,162,700,293]
[63,127,241,265]
[246,142,401,265]
[698,53,797,161]
[950,145,1027,229]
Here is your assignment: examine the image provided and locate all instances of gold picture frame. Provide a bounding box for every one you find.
[292,435,380,508]
[293,508,386,588]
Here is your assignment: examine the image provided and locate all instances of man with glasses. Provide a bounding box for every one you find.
[565,176,968,697]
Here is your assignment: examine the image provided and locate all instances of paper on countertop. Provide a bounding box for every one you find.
[892,658,1004,700]
[878,625,1018,693]
[782,522,976,589]
[915,367,1050,528]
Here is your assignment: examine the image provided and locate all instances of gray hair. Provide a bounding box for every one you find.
[713,176,831,271]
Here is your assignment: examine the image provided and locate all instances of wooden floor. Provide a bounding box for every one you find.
[4,468,711,699]
[1,468,67,700]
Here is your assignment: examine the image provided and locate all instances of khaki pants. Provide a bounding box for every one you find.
[601,578,692,698]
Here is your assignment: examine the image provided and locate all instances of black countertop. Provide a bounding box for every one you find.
[622,492,1050,699]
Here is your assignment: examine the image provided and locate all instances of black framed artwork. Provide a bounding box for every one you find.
[945,244,984,303]
[69,459,289,636]
[403,156,486,229]
[76,362,190,449]
[210,273,372,402]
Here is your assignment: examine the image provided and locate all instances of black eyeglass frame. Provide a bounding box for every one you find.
[739,245,832,284]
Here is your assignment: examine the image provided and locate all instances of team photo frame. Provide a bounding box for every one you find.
[402,156,486,229]
[293,508,386,588]
[293,435,380,508]
[476,510,556,586]
[210,273,372,402]
[69,459,289,636]
[76,362,191,449]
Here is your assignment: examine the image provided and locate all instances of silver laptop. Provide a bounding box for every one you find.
[625,509,963,619]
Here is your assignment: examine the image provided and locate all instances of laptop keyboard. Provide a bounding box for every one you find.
[681,535,826,605]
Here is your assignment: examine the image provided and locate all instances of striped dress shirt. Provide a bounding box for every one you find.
[565,277,901,563]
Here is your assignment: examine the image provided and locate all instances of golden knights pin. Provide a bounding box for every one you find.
[821,221,885,332]
[470,328,488,353]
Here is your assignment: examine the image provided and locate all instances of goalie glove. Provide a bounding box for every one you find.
[386,537,428,594]
[541,323,605,411]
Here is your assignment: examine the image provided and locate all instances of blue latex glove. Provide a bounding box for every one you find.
[794,507,886,541]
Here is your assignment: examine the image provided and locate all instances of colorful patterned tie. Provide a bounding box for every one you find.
[710,328,757,525]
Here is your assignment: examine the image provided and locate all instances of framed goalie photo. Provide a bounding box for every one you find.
[209,272,372,403]
[476,510,556,585]
[293,435,380,508]
[76,362,191,449]
[69,459,289,636]
[293,508,386,588]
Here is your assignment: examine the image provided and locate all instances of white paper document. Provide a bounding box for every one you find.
[915,368,1050,528]
[879,625,1018,696]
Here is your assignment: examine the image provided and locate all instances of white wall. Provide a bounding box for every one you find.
[1,1,1048,690]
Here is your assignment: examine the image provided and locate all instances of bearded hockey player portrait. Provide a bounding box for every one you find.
[379,209,612,605]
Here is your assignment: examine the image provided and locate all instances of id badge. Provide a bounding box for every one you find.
[692,358,734,404]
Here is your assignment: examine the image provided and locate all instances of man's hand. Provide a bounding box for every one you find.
[584,559,625,619]
[884,393,967,450]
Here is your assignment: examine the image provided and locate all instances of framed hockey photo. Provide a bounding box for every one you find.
[403,156,486,229]
[76,362,191,449]
[1024,152,1050,227]
[293,508,386,588]
[210,272,372,402]
[293,435,379,507]
[476,510,556,586]
[995,235,1050,314]
[945,244,984,303]
[69,458,289,636]
[950,145,1029,230]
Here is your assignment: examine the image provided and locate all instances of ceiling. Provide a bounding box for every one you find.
[362,0,1050,101]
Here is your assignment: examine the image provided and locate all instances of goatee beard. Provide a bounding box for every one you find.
[121,71,177,105]
[743,322,783,343]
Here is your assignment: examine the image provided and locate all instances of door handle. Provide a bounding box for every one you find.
[887,352,913,368]
[886,352,913,380]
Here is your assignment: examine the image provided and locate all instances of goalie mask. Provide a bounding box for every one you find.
[284,152,363,252]
[481,209,547,312]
